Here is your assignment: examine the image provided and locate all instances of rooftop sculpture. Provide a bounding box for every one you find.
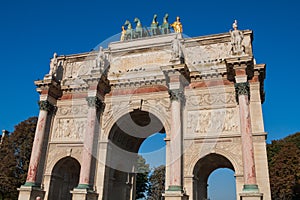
[120,14,183,41]
[230,20,245,55]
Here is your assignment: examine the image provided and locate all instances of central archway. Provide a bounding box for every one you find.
[48,157,80,200]
[193,153,235,200]
[103,110,166,200]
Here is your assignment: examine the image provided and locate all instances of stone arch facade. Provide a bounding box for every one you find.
[186,148,242,177]
[19,27,271,200]
[48,157,81,200]
[100,95,171,141]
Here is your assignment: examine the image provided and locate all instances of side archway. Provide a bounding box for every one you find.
[48,157,80,200]
[192,153,236,200]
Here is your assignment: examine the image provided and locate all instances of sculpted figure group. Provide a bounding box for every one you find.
[120,14,183,41]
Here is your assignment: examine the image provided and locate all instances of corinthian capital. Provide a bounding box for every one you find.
[234,82,250,102]
[38,100,54,112]
[86,97,104,109]
[168,89,184,102]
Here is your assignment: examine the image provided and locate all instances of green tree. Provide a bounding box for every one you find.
[135,155,150,199]
[0,117,37,199]
[267,132,300,200]
[147,165,165,200]
[0,133,18,199]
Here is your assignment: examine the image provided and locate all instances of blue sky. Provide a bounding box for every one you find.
[0,0,299,199]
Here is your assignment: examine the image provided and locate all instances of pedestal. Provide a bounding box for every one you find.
[240,192,263,200]
[71,188,98,200]
[17,185,45,200]
[163,190,188,200]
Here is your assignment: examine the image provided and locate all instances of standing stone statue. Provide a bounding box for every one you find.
[230,20,244,55]
[96,46,106,72]
[170,34,183,62]
[171,16,183,33]
[49,52,58,75]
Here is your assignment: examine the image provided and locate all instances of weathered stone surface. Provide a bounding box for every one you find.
[19,28,270,200]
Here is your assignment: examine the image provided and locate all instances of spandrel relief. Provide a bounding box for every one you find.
[187,108,239,135]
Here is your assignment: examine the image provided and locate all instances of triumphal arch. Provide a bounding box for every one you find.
[18,16,271,200]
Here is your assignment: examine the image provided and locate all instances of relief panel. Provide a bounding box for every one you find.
[52,118,87,141]
[186,107,240,135]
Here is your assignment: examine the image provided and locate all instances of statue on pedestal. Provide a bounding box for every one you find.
[171,16,183,33]
[230,20,245,55]
[96,46,107,73]
[170,34,183,62]
[49,52,58,75]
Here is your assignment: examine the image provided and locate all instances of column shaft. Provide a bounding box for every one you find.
[78,106,97,187]
[239,94,257,185]
[25,100,53,185]
[169,99,182,187]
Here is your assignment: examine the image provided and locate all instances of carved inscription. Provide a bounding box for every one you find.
[187,108,239,134]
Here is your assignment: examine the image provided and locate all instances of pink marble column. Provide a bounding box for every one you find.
[236,82,258,191]
[77,96,102,189]
[25,100,53,186]
[168,89,183,191]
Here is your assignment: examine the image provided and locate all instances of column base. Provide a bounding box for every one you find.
[18,185,45,200]
[239,192,263,200]
[71,188,98,200]
[76,184,92,190]
[163,186,188,200]
[243,184,259,193]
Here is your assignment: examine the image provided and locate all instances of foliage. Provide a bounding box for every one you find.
[147,165,165,200]
[267,132,300,200]
[135,155,150,199]
[0,117,37,199]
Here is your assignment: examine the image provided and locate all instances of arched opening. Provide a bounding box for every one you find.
[103,110,165,200]
[208,168,236,200]
[193,153,235,200]
[48,157,80,200]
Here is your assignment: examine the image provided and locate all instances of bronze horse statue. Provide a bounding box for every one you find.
[124,20,134,40]
[160,13,170,34]
[134,17,148,38]
[150,14,160,36]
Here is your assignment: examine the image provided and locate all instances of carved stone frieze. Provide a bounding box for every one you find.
[52,118,87,140]
[184,43,232,68]
[186,91,236,109]
[186,108,239,135]
[56,104,88,117]
[63,60,94,80]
